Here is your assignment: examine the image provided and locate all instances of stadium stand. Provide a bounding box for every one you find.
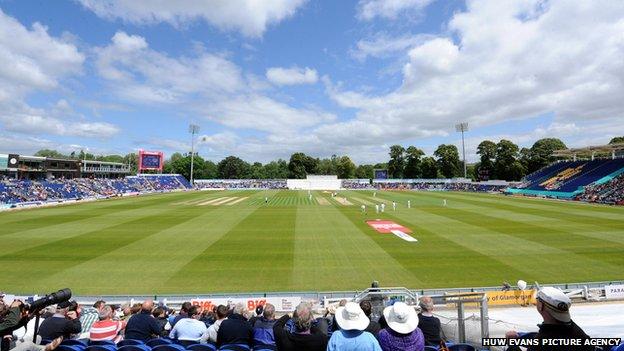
[194,180,287,190]
[577,173,624,205]
[369,180,508,192]
[0,175,191,205]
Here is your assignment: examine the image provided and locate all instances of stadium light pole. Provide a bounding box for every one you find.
[455,122,469,178]
[189,124,200,185]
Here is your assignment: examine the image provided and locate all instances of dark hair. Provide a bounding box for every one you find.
[216,305,228,319]
[152,307,164,318]
[93,300,106,309]
[359,300,372,317]
[188,305,201,317]
[180,302,192,313]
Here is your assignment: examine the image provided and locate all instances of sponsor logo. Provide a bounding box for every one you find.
[366,220,412,233]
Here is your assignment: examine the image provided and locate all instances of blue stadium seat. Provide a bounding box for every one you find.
[186,345,216,351]
[117,340,146,347]
[58,345,85,351]
[217,344,250,351]
[424,346,437,351]
[612,343,624,351]
[61,340,88,347]
[252,346,275,351]
[147,339,173,348]
[448,344,476,351]
[152,344,187,351]
[85,345,117,351]
[89,341,116,347]
[118,345,152,351]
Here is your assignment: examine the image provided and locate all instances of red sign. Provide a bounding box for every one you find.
[366,220,412,233]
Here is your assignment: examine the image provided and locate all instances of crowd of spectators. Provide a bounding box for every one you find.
[370,181,507,193]
[340,181,374,190]
[0,176,190,205]
[577,174,624,205]
[194,180,287,190]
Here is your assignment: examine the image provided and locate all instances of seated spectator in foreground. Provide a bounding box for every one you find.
[171,302,191,328]
[89,305,125,343]
[203,305,227,344]
[252,303,277,347]
[506,287,592,351]
[169,305,207,347]
[38,301,82,340]
[360,301,381,335]
[273,302,328,351]
[80,300,105,337]
[124,299,161,342]
[378,302,424,351]
[216,303,252,347]
[327,302,381,351]
[152,307,169,337]
[417,296,443,346]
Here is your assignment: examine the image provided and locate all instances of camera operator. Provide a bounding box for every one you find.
[37,302,81,340]
[1,300,36,351]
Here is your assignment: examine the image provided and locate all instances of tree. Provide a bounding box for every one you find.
[202,160,218,179]
[169,154,206,180]
[388,145,405,178]
[609,136,624,145]
[288,152,318,179]
[403,146,424,179]
[528,138,567,173]
[355,164,374,179]
[336,156,356,179]
[34,149,65,158]
[420,157,439,178]
[217,156,251,179]
[317,155,338,175]
[434,144,461,178]
[124,153,138,174]
[495,140,525,180]
[248,162,266,179]
[476,140,497,180]
[264,159,289,179]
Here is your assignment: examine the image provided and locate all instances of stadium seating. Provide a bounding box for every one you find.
[194,180,287,190]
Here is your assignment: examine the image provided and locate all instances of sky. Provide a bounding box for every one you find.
[0,0,623,164]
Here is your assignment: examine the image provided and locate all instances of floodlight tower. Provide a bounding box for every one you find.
[189,124,200,185]
[455,122,469,178]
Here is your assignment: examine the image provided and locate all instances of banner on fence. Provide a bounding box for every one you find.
[191,296,301,312]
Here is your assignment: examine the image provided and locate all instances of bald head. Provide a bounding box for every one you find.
[142,299,154,312]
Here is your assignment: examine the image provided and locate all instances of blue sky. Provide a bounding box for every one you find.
[0,0,623,164]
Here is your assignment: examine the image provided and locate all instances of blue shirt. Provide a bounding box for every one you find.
[169,318,208,341]
[327,330,382,351]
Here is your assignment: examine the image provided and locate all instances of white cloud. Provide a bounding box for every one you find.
[0,110,119,138]
[266,66,318,86]
[357,0,435,20]
[77,0,307,37]
[324,0,624,152]
[351,33,432,61]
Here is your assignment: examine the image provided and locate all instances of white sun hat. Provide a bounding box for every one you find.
[335,302,370,331]
[383,302,419,334]
[537,287,571,323]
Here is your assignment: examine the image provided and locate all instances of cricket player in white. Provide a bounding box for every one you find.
[392,201,396,211]
[375,204,379,213]
[407,200,411,208]
[265,196,268,204]
[373,192,377,197]
[361,204,366,213]
[443,199,447,206]
[381,203,385,212]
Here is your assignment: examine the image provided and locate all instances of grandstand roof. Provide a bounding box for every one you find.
[552,143,624,157]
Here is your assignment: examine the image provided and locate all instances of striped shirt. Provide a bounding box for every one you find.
[80,307,100,333]
[90,320,125,342]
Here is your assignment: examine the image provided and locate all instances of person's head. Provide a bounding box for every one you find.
[180,302,192,314]
[152,307,165,319]
[359,301,372,317]
[121,304,132,316]
[188,305,201,319]
[255,305,264,317]
[383,302,419,335]
[130,303,142,315]
[216,305,228,320]
[93,300,106,311]
[98,305,113,321]
[263,303,275,320]
[338,299,347,307]
[141,299,154,312]
[335,302,369,331]
[419,296,434,314]
[56,301,72,315]
[536,287,571,324]
[294,303,313,332]
[232,302,246,316]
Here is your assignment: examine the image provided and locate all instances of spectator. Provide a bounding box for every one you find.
[506,287,592,351]
[252,303,276,347]
[38,301,82,340]
[327,302,381,351]
[152,307,169,337]
[216,303,252,348]
[203,305,227,344]
[378,302,424,351]
[273,302,328,351]
[80,300,105,337]
[171,302,192,328]
[124,300,161,342]
[89,305,125,343]
[169,305,207,347]
[360,301,381,335]
[417,296,443,346]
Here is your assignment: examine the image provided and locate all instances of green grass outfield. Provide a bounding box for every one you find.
[1,190,624,295]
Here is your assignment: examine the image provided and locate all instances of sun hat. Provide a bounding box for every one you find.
[335,302,369,331]
[383,302,419,334]
[536,287,571,323]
